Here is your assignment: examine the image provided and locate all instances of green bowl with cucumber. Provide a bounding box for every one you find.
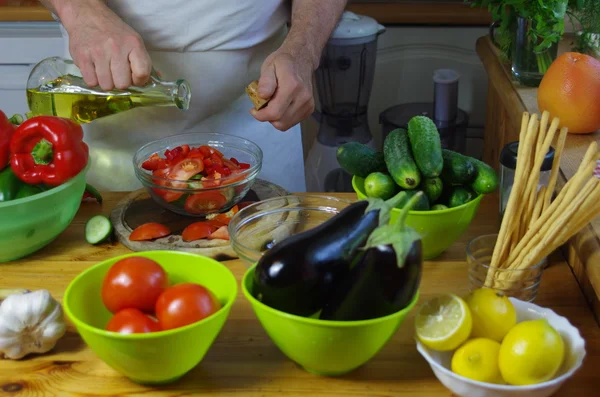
[340,116,499,260]
[0,161,90,262]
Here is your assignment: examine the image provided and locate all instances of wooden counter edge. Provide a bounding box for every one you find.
[0,6,54,22]
[476,35,600,326]
[0,3,492,25]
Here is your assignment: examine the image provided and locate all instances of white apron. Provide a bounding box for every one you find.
[58,0,306,193]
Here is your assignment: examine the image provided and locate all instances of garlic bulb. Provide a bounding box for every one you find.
[0,289,67,359]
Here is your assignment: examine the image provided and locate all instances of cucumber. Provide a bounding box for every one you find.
[364,172,397,200]
[447,186,476,208]
[441,149,476,185]
[421,177,443,203]
[85,215,113,245]
[471,158,500,194]
[336,142,386,178]
[383,128,421,190]
[431,204,448,211]
[396,189,430,211]
[407,116,443,177]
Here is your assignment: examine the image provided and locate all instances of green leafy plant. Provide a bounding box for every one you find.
[468,0,568,74]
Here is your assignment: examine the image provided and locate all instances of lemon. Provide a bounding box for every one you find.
[499,319,565,385]
[451,338,503,384]
[415,294,472,351]
[464,288,516,342]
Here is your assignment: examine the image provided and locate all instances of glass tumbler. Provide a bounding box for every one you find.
[466,234,544,302]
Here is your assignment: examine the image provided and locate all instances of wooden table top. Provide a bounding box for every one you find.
[0,192,598,396]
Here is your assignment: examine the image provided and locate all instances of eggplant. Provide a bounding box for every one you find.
[252,200,381,316]
[319,240,423,321]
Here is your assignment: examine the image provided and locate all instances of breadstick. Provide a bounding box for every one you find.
[514,178,598,270]
[529,186,547,228]
[543,126,569,212]
[525,182,600,268]
[504,150,598,269]
[490,114,538,267]
[487,113,530,272]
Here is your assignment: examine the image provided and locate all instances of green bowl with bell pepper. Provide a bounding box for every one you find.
[0,161,90,262]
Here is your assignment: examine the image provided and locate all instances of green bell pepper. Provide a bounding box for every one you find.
[15,184,44,200]
[0,167,23,202]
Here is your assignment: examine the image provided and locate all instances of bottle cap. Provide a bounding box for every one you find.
[500,141,555,171]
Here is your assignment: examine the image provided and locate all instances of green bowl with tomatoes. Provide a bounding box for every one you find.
[133,133,263,217]
[63,251,238,385]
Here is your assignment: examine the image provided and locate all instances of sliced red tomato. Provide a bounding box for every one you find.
[183,192,228,214]
[129,222,172,241]
[222,158,239,170]
[198,145,224,158]
[211,205,239,225]
[169,158,204,181]
[106,308,162,334]
[203,219,226,228]
[207,226,230,241]
[181,222,218,242]
[187,147,205,159]
[142,153,168,171]
[152,168,185,203]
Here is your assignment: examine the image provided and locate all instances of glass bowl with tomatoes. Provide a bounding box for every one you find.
[134,133,263,217]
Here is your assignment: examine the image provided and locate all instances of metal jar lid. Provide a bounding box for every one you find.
[500,141,555,171]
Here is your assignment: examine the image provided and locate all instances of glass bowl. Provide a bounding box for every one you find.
[228,195,351,268]
[133,132,263,217]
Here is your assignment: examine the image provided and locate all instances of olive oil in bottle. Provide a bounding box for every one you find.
[26,57,191,124]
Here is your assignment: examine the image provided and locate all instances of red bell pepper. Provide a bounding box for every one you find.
[0,111,22,171]
[10,116,89,186]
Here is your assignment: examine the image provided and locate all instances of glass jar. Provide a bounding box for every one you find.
[467,234,544,302]
[26,57,191,124]
[510,16,559,87]
[499,141,554,220]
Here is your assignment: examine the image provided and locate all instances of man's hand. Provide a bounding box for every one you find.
[250,50,315,132]
[249,0,347,131]
[41,0,152,90]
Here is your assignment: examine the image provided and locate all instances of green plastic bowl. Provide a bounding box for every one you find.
[63,251,238,385]
[0,161,89,263]
[242,265,419,376]
[353,175,483,260]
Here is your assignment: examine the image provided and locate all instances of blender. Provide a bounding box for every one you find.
[304,11,385,192]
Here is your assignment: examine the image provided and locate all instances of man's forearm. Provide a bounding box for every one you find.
[39,0,108,31]
[282,0,348,70]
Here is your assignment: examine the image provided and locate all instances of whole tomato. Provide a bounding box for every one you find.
[155,283,222,330]
[106,308,161,334]
[101,256,169,313]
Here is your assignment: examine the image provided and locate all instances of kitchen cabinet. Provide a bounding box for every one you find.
[0,21,64,115]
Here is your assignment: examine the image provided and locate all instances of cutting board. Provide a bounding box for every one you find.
[110,179,289,261]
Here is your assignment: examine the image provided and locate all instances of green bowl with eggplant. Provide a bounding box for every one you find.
[0,161,89,262]
[242,194,423,375]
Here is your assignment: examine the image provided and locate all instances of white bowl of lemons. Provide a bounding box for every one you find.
[415,289,586,397]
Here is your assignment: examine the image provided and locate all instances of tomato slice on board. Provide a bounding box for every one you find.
[211,205,239,225]
[129,222,172,241]
[106,308,162,334]
[181,222,218,242]
[203,219,227,228]
[207,226,230,241]
[183,192,228,214]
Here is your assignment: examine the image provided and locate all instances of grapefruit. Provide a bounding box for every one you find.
[538,52,600,134]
